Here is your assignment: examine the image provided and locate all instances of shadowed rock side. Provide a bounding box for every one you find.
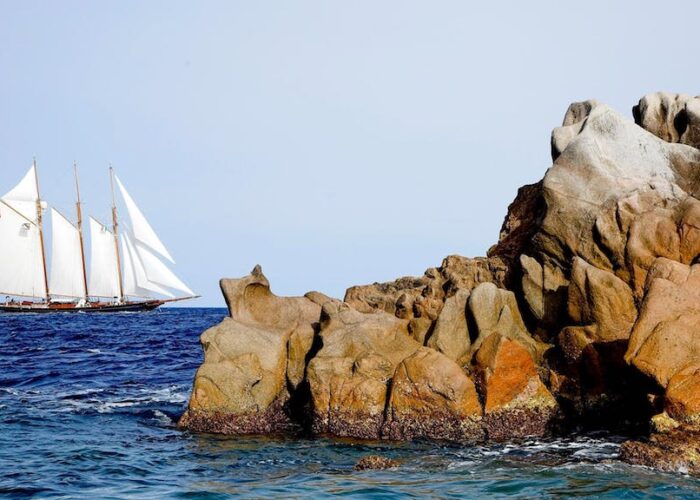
[181,92,700,474]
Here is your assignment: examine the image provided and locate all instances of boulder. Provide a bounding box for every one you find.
[489,182,544,266]
[633,92,700,149]
[551,99,600,160]
[519,254,568,330]
[426,289,470,362]
[382,347,483,442]
[344,274,437,317]
[438,255,511,296]
[344,255,510,322]
[179,266,332,434]
[307,302,484,442]
[306,302,420,439]
[178,317,294,434]
[625,260,700,388]
[354,455,399,470]
[467,282,544,359]
[679,197,700,264]
[474,334,558,440]
[566,257,637,344]
[666,366,700,425]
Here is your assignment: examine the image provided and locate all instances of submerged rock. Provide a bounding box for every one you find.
[354,455,399,471]
[182,92,700,474]
[620,428,700,475]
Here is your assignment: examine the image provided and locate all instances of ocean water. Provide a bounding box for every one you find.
[1,309,699,498]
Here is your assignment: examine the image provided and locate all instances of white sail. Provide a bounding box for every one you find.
[120,233,140,297]
[133,239,193,296]
[114,174,175,263]
[88,217,120,298]
[49,209,86,299]
[0,201,46,298]
[3,165,40,221]
[120,232,173,298]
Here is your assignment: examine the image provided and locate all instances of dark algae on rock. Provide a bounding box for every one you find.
[180,92,700,475]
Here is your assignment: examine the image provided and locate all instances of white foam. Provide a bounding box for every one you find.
[151,409,174,425]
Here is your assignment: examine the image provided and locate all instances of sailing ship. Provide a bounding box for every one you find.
[0,161,198,312]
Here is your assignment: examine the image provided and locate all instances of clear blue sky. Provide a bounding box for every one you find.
[1,1,697,306]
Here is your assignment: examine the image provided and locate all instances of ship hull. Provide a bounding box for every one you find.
[0,300,165,313]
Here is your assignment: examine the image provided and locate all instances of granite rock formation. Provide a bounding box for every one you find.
[180,92,700,473]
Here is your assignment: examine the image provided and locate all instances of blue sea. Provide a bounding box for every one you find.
[1,308,699,498]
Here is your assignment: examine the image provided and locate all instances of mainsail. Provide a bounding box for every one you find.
[88,217,121,298]
[49,208,86,299]
[0,165,47,298]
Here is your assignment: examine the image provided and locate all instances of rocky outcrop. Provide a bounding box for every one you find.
[179,266,336,434]
[182,92,700,474]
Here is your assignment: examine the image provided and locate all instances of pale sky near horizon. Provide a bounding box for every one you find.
[1,1,698,306]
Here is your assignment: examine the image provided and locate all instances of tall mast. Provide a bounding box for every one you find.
[33,158,50,302]
[109,165,125,302]
[74,163,89,301]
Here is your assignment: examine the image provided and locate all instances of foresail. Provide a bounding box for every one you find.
[120,232,173,298]
[114,174,175,263]
[49,209,85,298]
[88,217,120,298]
[0,201,46,297]
[2,165,40,221]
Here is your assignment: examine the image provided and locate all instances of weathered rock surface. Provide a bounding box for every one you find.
[666,367,700,425]
[634,92,700,149]
[625,260,700,389]
[551,99,600,160]
[382,347,483,443]
[178,266,335,434]
[426,289,470,362]
[307,302,483,442]
[182,92,700,475]
[474,334,558,440]
[306,302,420,439]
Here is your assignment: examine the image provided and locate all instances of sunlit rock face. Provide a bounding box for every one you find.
[181,93,700,474]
